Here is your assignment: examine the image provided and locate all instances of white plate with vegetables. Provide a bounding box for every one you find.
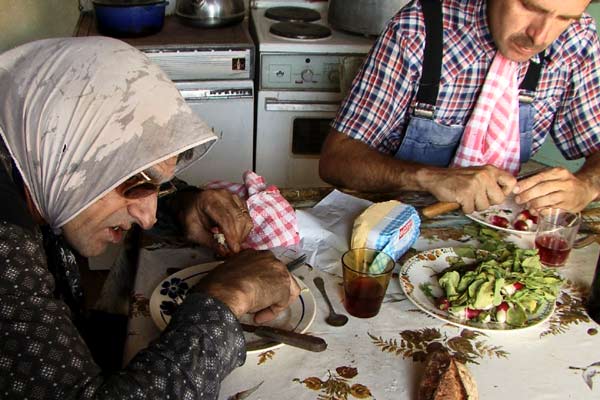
[467,197,538,236]
[399,247,561,332]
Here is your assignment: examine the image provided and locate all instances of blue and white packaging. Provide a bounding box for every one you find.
[351,200,421,268]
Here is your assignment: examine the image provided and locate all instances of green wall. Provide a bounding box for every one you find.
[0,0,80,54]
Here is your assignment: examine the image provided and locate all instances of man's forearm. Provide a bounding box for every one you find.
[319,129,437,192]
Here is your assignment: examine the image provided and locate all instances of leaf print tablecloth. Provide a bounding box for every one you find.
[124,225,600,400]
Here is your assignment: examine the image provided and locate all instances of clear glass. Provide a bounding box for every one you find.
[534,208,580,267]
[341,248,395,318]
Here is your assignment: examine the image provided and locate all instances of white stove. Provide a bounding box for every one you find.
[251,0,376,187]
[251,1,374,53]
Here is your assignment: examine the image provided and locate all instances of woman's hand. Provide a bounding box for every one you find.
[176,189,253,256]
[191,250,301,323]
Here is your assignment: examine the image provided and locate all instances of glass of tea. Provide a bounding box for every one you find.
[341,248,395,318]
[534,208,580,267]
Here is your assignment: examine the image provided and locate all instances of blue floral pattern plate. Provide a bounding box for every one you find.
[149,262,317,353]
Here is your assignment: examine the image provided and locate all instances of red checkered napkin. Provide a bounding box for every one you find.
[451,51,521,175]
[204,171,300,250]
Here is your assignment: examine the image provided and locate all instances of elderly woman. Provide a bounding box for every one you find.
[0,37,299,399]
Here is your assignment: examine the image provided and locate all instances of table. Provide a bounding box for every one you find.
[123,196,600,400]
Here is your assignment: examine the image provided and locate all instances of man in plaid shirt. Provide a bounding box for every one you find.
[321,0,600,214]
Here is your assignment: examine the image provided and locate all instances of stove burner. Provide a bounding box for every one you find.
[264,6,321,23]
[269,22,332,40]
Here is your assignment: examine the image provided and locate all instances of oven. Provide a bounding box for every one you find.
[175,79,254,184]
[251,0,376,188]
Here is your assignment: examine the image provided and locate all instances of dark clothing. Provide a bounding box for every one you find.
[0,144,246,399]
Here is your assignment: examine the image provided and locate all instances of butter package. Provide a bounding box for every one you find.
[351,200,420,262]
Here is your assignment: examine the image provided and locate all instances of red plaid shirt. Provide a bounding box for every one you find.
[332,0,600,161]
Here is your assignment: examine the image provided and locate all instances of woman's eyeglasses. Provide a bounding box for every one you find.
[116,171,177,200]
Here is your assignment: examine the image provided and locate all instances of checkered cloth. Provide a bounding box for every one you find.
[451,52,521,175]
[204,171,299,250]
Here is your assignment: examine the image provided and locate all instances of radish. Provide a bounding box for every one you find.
[437,297,450,311]
[490,215,510,228]
[513,220,528,231]
[501,282,524,295]
[465,308,481,320]
[496,302,509,323]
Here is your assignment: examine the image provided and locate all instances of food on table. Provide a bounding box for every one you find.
[418,351,478,400]
[421,246,563,326]
[488,209,538,231]
[351,200,420,261]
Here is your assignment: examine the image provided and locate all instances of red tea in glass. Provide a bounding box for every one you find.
[535,235,571,267]
[344,276,385,318]
[341,248,395,319]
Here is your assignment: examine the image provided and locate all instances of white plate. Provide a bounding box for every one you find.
[467,197,537,236]
[149,262,317,353]
[399,248,554,332]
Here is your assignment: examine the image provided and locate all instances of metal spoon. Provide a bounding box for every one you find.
[313,277,348,327]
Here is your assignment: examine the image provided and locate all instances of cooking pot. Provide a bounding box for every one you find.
[175,0,245,28]
[93,0,167,37]
[328,0,408,36]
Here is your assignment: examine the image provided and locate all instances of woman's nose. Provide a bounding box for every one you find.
[128,194,158,230]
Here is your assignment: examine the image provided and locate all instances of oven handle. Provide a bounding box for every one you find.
[265,98,340,112]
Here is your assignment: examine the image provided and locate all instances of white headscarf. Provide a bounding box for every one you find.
[0,37,217,230]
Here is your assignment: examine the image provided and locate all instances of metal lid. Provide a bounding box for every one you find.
[92,0,167,6]
[264,6,321,23]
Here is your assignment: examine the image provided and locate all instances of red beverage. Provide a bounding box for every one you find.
[344,276,385,318]
[535,235,571,267]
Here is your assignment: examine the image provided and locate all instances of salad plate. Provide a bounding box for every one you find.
[467,197,538,236]
[149,262,317,353]
[399,248,555,332]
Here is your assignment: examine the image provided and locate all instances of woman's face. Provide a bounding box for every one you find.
[61,156,177,257]
[487,0,589,62]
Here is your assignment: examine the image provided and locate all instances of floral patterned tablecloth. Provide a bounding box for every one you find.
[124,222,600,400]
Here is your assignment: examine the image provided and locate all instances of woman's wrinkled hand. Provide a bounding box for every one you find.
[177,189,253,256]
[191,249,301,323]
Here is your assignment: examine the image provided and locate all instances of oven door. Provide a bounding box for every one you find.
[175,80,254,185]
[255,90,342,188]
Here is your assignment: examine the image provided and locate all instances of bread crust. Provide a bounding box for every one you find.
[418,351,479,400]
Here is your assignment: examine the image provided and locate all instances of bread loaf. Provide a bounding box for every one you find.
[418,351,478,400]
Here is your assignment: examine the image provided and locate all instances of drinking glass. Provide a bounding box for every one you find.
[341,248,395,318]
[534,208,580,267]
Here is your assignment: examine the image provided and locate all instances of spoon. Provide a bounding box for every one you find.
[313,277,348,327]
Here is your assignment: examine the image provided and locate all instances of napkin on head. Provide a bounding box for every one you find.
[204,171,300,250]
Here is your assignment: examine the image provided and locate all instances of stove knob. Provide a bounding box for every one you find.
[301,69,314,83]
[328,69,340,84]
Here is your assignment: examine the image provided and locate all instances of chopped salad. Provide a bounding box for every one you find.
[420,226,564,327]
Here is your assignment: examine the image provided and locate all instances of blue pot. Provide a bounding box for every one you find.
[93,1,167,38]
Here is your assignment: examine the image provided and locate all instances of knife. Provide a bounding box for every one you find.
[240,323,327,352]
[420,168,549,219]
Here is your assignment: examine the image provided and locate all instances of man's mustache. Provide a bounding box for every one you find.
[511,34,537,51]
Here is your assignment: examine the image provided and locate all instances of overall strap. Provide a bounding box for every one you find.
[518,50,545,103]
[415,0,443,114]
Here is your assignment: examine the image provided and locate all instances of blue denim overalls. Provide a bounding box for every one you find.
[394,0,543,167]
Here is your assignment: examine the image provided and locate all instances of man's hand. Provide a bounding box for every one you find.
[191,250,301,323]
[513,167,598,213]
[177,189,253,256]
[419,165,517,214]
